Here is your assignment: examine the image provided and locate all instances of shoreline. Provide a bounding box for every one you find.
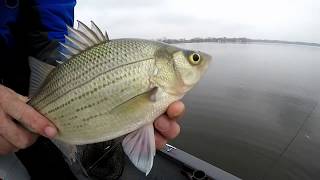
[159,38,320,47]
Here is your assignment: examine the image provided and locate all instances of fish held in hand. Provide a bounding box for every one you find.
[27,21,211,175]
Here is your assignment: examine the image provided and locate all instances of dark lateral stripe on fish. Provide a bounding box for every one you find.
[33,52,152,107]
[34,58,113,105]
[33,50,153,107]
[35,58,154,110]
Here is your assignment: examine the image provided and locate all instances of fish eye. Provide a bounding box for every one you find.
[189,53,201,65]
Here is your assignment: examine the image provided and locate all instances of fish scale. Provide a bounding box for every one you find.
[27,21,210,174]
[53,60,159,143]
[29,40,161,143]
[31,39,160,109]
[50,60,155,137]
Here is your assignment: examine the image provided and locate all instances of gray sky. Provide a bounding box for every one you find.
[75,0,320,43]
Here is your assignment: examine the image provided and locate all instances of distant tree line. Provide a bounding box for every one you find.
[158,37,320,47]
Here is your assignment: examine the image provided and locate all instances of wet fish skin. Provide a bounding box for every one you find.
[29,38,210,145]
[27,21,211,175]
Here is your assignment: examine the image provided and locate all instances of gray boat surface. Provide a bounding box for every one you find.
[0,144,240,180]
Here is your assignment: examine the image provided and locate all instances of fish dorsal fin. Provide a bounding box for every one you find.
[77,20,100,44]
[58,21,109,63]
[28,57,55,97]
[91,21,107,41]
[122,123,156,175]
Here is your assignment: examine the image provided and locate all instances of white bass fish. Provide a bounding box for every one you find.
[28,21,211,174]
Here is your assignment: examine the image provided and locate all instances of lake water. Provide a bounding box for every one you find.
[171,43,320,180]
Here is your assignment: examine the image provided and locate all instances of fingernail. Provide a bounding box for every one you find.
[44,126,57,138]
[173,102,185,118]
[156,117,170,132]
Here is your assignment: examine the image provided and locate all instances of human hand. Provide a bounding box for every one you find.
[0,85,57,155]
[154,101,185,149]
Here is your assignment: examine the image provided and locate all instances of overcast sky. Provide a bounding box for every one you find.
[75,0,320,43]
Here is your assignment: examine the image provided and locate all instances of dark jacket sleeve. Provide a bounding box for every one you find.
[21,0,76,65]
[15,1,79,180]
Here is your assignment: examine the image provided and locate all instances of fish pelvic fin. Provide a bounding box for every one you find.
[58,20,109,64]
[28,57,55,97]
[122,123,156,175]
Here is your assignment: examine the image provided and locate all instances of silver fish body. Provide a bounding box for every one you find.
[27,21,211,174]
[30,39,165,144]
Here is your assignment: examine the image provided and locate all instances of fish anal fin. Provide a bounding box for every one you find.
[51,139,78,163]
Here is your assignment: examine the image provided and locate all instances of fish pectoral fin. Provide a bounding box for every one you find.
[110,87,159,114]
[122,123,156,175]
[28,57,56,97]
[149,87,159,102]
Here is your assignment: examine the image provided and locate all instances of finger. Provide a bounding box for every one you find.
[154,115,181,139]
[0,85,28,101]
[155,130,167,149]
[0,136,18,155]
[0,110,38,149]
[166,101,185,119]
[17,94,30,102]
[154,115,170,132]
[0,93,57,138]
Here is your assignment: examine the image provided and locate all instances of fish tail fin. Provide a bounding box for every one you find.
[122,123,156,175]
[28,57,55,98]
